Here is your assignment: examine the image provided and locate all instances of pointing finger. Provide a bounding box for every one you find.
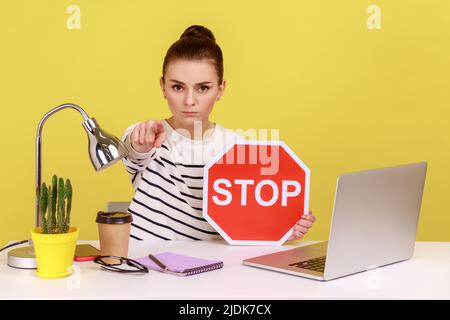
[139,123,147,145]
[154,130,166,148]
[154,121,165,134]
[145,121,156,145]
[131,125,140,146]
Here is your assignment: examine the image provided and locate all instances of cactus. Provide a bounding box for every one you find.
[47,186,53,233]
[64,179,72,233]
[51,175,57,231]
[38,175,74,234]
[39,183,48,234]
[57,177,65,233]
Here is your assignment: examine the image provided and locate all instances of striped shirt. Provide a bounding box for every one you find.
[121,120,242,241]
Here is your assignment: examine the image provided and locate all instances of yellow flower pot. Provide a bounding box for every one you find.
[30,227,79,279]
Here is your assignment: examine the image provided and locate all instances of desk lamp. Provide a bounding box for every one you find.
[7,103,128,269]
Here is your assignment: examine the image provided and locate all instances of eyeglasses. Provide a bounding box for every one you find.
[94,255,149,274]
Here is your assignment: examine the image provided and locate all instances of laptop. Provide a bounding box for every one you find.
[243,162,427,281]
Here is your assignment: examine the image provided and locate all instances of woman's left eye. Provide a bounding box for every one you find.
[199,86,209,92]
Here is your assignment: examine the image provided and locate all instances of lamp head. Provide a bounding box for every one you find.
[82,118,128,171]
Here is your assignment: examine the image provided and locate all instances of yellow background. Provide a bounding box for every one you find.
[1,0,449,247]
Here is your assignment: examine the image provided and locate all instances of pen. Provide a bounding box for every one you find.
[147,254,187,276]
[148,254,169,271]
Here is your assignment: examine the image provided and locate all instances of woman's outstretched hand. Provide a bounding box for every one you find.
[288,211,316,241]
[130,120,166,153]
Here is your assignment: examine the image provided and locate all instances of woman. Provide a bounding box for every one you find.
[122,25,316,241]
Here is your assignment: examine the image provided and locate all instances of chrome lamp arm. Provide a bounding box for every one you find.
[35,103,128,227]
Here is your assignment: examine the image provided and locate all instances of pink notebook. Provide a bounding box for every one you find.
[135,252,224,276]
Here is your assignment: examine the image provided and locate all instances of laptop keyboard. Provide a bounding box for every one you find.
[289,256,326,273]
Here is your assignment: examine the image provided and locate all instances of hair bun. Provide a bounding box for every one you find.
[180,25,216,42]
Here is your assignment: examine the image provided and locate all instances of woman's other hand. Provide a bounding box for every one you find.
[287,211,316,241]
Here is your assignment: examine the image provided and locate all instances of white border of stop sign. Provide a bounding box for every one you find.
[203,140,310,246]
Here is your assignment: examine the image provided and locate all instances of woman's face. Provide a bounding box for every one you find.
[160,58,225,127]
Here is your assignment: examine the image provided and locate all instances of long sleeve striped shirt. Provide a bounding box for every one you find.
[121,120,242,241]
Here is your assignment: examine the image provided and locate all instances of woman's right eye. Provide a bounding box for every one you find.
[172,85,182,91]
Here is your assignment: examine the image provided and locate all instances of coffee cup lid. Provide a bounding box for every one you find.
[96,211,133,224]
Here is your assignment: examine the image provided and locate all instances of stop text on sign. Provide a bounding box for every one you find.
[212,179,301,207]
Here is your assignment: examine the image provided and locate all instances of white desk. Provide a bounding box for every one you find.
[1,240,449,299]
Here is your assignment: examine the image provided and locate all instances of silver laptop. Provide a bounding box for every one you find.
[243,162,427,281]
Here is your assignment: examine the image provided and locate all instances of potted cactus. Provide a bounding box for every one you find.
[31,174,79,278]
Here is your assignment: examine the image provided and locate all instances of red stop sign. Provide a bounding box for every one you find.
[203,140,310,245]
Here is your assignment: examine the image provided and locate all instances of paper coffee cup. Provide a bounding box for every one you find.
[96,211,133,260]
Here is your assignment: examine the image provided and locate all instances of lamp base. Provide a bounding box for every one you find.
[7,244,86,269]
[7,246,37,269]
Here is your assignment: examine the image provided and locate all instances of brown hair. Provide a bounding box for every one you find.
[162,25,224,84]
